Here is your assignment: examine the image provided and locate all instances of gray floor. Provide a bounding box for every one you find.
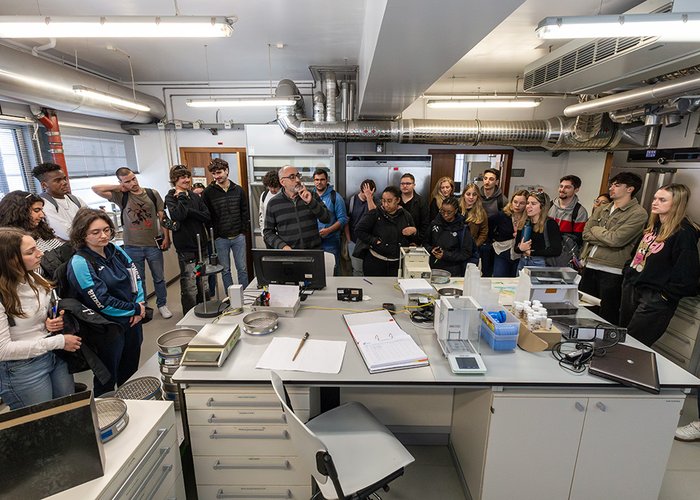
[79,279,700,500]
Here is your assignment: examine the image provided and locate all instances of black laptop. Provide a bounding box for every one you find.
[588,343,660,394]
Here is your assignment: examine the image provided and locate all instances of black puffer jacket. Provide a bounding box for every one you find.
[355,207,416,259]
[164,189,211,254]
[202,182,249,238]
[424,213,473,276]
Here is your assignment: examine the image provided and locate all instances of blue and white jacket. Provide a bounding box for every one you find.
[67,244,144,324]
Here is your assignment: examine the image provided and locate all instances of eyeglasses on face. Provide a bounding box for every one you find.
[87,227,114,237]
[281,173,303,181]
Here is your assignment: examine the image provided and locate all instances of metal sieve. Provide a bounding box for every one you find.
[157,328,198,355]
[114,376,162,400]
[242,311,279,336]
[96,398,129,443]
[430,269,452,284]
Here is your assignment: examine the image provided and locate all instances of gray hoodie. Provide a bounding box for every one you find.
[479,186,506,218]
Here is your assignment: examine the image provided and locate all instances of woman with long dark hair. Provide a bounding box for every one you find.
[66,208,145,396]
[0,191,64,252]
[0,227,81,410]
[620,184,699,346]
[355,186,417,276]
[425,196,473,276]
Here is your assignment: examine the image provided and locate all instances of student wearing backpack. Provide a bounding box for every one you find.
[425,196,473,277]
[345,179,378,276]
[92,168,173,319]
[313,168,347,276]
[31,162,86,241]
[0,227,81,410]
[548,175,589,268]
[514,191,562,271]
[67,208,146,396]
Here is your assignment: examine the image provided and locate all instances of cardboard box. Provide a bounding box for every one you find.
[514,316,562,352]
[0,391,105,497]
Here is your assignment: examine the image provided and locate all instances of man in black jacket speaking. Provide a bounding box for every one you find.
[263,165,330,250]
[202,158,250,289]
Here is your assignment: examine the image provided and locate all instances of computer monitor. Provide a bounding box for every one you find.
[252,248,327,290]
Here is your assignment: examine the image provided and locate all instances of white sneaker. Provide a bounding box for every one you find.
[675,421,700,442]
[158,305,173,319]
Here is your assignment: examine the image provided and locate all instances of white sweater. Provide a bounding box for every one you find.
[0,280,65,361]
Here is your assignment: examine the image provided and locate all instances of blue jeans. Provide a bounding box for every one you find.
[0,352,74,410]
[124,245,167,307]
[493,252,520,278]
[322,237,341,276]
[215,235,249,290]
[517,255,546,272]
[347,241,364,276]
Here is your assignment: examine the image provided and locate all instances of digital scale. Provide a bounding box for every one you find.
[434,296,487,374]
[181,324,241,367]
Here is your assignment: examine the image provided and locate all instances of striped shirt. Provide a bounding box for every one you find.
[263,190,330,249]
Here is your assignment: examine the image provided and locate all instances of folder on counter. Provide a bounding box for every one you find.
[343,310,429,374]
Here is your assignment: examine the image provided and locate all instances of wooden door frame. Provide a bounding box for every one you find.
[428,148,514,195]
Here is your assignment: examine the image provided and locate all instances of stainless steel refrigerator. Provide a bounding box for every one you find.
[345,155,432,199]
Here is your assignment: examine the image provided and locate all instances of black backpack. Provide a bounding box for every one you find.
[545,203,583,268]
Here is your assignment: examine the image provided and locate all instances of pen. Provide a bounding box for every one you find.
[292,332,310,361]
[363,278,373,285]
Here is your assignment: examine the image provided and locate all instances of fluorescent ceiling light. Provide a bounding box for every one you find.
[0,16,234,38]
[427,99,541,109]
[536,13,700,41]
[186,98,298,108]
[73,85,151,112]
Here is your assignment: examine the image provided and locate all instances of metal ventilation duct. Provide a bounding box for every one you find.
[275,79,644,151]
[0,44,165,123]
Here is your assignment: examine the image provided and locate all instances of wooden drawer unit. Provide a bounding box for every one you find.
[185,384,315,494]
[194,455,310,485]
[197,485,312,499]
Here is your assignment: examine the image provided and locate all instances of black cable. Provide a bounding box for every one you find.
[551,324,621,373]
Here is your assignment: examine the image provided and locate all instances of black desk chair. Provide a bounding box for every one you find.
[270,371,414,500]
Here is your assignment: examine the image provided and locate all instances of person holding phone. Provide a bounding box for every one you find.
[514,191,562,271]
[0,227,81,410]
[425,196,473,276]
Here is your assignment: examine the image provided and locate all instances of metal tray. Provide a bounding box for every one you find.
[157,328,198,355]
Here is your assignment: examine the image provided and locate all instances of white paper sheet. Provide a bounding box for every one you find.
[268,284,300,307]
[255,337,346,374]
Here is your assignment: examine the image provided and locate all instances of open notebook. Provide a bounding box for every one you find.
[343,310,429,373]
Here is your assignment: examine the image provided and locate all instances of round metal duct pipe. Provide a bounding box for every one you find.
[0,44,165,123]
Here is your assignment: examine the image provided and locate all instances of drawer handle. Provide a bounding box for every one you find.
[142,464,174,499]
[574,401,585,412]
[129,447,171,499]
[595,401,607,412]
[213,459,290,470]
[673,314,697,326]
[111,428,169,499]
[655,345,687,365]
[216,489,291,499]
[207,397,278,408]
[208,414,286,424]
[209,429,289,440]
[666,330,692,345]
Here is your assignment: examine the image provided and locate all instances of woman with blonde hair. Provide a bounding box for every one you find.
[429,177,455,222]
[460,183,489,253]
[514,191,562,271]
[492,189,528,277]
[0,227,81,410]
[620,184,699,347]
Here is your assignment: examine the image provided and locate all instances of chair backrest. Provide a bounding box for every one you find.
[270,371,331,489]
[323,251,335,276]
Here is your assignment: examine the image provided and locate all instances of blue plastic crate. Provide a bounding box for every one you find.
[480,323,518,351]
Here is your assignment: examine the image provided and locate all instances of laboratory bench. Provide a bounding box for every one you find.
[172,277,700,500]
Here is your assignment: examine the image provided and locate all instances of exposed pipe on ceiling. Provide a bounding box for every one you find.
[0,44,165,123]
[275,79,645,151]
[564,71,700,117]
[31,107,69,177]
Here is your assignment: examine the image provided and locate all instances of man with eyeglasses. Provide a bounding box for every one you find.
[263,165,330,250]
[92,167,173,319]
[398,173,429,245]
[580,171,647,324]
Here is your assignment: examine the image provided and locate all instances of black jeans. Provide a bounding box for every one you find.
[619,282,679,347]
[579,267,624,325]
[363,253,400,277]
[479,243,495,277]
